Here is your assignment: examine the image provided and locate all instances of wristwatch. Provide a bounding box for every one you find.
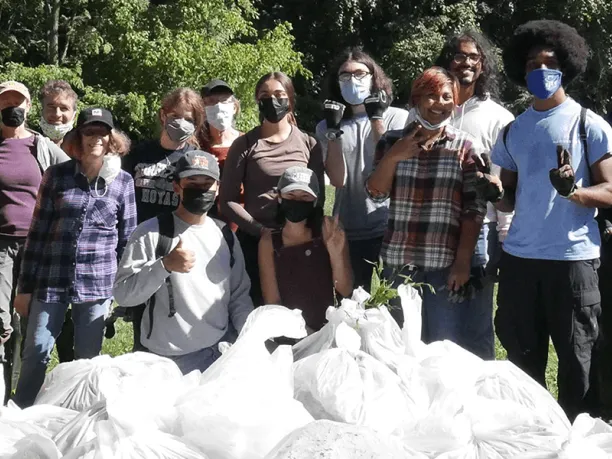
[325,130,342,141]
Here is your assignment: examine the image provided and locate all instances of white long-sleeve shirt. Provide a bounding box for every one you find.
[113,213,253,356]
[452,96,515,238]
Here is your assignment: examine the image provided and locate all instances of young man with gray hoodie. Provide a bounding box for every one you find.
[113,150,253,374]
[0,81,69,401]
[433,31,514,360]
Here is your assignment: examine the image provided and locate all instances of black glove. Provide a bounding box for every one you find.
[474,153,504,202]
[447,266,486,304]
[603,220,612,242]
[549,145,577,197]
[364,89,391,120]
[323,99,345,134]
[104,315,116,339]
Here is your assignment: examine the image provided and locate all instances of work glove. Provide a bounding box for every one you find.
[323,99,345,135]
[549,145,577,197]
[447,266,486,304]
[474,153,504,202]
[603,220,612,242]
[364,89,391,120]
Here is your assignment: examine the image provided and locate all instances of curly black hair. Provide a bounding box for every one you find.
[503,20,589,87]
[325,47,393,119]
[435,29,500,100]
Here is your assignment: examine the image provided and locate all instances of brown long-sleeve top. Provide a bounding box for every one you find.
[219,126,325,236]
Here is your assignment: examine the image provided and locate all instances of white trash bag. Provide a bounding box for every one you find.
[9,434,62,459]
[177,306,313,459]
[35,352,183,412]
[293,323,414,435]
[0,401,78,438]
[264,420,426,459]
[0,418,49,458]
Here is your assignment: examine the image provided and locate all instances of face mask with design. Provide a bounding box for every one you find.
[39,116,74,141]
[205,102,235,132]
[414,106,451,131]
[258,97,290,124]
[94,154,122,197]
[1,106,26,127]
[165,116,195,143]
[339,75,372,106]
[526,68,563,100]
[181,188,216,215]
[280,199,315,223]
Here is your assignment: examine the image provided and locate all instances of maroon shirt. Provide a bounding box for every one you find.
[0,136,41,238]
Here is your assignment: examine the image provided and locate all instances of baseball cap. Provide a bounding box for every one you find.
[277,166,320,200]
[0,81,31,102]
[76,107,114,130]
[174,150,220,181]
[201,79,233,97]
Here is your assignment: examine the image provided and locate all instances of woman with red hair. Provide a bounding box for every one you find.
[366,67,487,347]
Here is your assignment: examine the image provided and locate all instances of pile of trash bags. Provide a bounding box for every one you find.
[2,285,612,458]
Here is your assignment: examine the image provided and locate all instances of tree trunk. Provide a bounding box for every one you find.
[47,0,60,65]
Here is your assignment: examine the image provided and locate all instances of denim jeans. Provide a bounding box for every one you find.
[162,346,221,375]
[460,222,501,360]
[13,297,110,408]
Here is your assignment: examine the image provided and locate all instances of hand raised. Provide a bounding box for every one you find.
[162,237,196,273]
[474,153,504,202]
[322,215,345,253]
[549,145,576,197]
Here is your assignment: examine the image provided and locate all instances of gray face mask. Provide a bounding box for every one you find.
[165,117,195,143]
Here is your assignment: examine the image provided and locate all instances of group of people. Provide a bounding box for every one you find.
[0,18,610,422]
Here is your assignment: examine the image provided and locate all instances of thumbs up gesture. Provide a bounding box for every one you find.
[549,145,577,197]
[162,237,196,273]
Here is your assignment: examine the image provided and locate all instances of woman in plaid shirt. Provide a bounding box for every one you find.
[366,67,486,348]
[12,108,137,408]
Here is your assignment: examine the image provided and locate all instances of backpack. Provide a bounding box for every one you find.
[503,106,589,164]
[145,212,235,339]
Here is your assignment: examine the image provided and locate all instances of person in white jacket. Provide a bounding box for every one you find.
[434,30,515,359]
[113,150,253,374]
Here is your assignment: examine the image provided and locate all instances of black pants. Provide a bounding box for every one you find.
[347,237,383,293]
[594,242,612,418]
[495,252,601,421]
[237,230,263,307]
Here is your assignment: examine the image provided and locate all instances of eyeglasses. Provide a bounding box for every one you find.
[453,53,482,65]
[338,71,371,82]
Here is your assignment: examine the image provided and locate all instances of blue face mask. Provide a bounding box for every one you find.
[526,68,563,100]
[339,75,372,106]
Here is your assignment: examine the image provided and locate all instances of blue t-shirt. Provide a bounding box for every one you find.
[491,97,612,261]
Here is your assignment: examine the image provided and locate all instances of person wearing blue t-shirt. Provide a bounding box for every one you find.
[491,20,612,420]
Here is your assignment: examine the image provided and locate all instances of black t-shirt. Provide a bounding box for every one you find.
[123,139,194,224]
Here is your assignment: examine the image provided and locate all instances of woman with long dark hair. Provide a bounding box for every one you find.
[220,72,325,306]
[316,48,408,293]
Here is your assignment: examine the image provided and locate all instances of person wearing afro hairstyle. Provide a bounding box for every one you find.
[433,30,515,360]
[491,20,612,420]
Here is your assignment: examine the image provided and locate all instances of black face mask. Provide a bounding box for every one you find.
[258,97,290,124]
[280,199,315,223]
[181,188,216,216]
[1,106,26,127]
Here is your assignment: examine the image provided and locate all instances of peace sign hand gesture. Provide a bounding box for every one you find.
[549,145,577,197]
[322,215,346,255]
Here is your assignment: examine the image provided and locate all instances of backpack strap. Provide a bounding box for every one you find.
[502,121,514,153]
[211,217,235,268]
[147,212,176,340]
[580,106,589,166]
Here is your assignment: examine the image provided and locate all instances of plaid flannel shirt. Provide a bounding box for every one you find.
[367,123,486,270]
[18,160,137,304]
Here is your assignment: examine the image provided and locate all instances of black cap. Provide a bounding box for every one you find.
[77,107,114,130]
[174,150,220,181]
[201,79,233,97]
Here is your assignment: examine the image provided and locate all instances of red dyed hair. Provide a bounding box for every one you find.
[410,67,459,107]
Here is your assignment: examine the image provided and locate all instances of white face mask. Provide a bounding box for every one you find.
[94,154,122,197]
[39,116,74,141]
[339,75,372,106]
[414,107,451,131]
[205,102,235,132]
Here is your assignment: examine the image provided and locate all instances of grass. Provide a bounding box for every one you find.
[48,185,560,399]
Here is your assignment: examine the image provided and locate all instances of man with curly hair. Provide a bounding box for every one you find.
[434,30,514,360]
[491,20,612,419]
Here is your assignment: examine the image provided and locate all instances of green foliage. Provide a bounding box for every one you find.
[365,260,433,309]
